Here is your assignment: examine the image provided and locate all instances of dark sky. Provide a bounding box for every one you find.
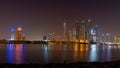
[0,0,120,40]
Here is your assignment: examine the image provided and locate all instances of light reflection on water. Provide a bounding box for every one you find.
[7,44,25,64]
[89,44,98,62]
[8,44,14,64]
[44,45,48,63]
[0,44,119,64]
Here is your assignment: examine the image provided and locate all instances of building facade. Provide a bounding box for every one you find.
[16,27,23,41]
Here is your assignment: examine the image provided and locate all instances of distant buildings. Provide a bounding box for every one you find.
[43,35,47,41]
[91,25,99,42]
[41,19,102,43]
[113,35,120,43]
[38,18,120,44]
[0,18,117,43]
[61,19,101,43]
[47,33,55,41]
[9,27,25,41]
[100,33,113,44]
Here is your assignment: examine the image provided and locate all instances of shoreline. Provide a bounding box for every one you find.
[0,40,98,44]
[0,60,120,68]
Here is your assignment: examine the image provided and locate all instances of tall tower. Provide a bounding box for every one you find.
[69,29,73,41]
[76,21,80,40]
[94,25,99,42]
[72,27,76,41]
[63,21,67,41]
[10,28,15,40]
[81,19,86,41]
[87,19,92,41]
[16,27,23,41]
[92,25,99,42]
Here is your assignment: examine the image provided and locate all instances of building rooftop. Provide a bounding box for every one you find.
[17,27,22,31]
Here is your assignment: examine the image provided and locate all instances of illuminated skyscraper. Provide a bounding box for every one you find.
[86,19,92,41]
[101,34,105,43]
[63,21,67,41]
[72,27,76,41]
[10,28,15,40]
[69,29,73,41]
[94,25,99,42]
[91,25,99,42]
[48,33,55,41]
[76,21,80,40]
[16,27,23,41]
[106,33,110,43]
[81,19,86,40]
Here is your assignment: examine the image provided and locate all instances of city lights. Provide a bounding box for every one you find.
[0,19,118,44]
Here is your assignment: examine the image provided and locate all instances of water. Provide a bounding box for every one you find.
[0,44,120,64]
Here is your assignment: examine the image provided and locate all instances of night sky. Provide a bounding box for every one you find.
[0,0,120,40]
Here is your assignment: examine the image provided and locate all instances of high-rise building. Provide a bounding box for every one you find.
[63,21,67,41]
[10,28,15,40]
[69,29,73,41]
[101,34,105,43]
[55,34,61,41]
[91,25,99,42]
[94,25,99,42]
[106,33,110,43]
[86,19,92,41]
[16,27,23,41]
[72,27,76,41]
[76,21,80,40]
[81,19,86,40]
[43,35,47,41]
[48,33,55,41]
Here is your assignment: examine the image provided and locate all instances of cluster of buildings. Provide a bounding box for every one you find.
[100,34,120,44]
[43,19,100,43]
[42,19,120,44]
[43,33,55,41]
[3,20,120,44]
[63,19,99,43]
[10,27,25,41]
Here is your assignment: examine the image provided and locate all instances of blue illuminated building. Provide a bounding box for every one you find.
[10,28,15,40]
[94,25,99,42]
[91,25,99,42]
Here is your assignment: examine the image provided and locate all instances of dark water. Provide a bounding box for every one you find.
[0,44,120,64]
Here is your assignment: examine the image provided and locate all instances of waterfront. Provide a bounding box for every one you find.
[0,44,120,64]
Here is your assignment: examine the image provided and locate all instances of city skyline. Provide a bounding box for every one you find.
[0,0,120,40]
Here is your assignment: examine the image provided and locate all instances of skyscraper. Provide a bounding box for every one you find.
[76,21,80,40]
[91,25,99,42]
[94,25,99,42]
[72,27,76,41]
[48,33,55,41]
[69,29,73,41]
[86,19,92,41]
[16,27,23,41]
[106,33,110,44]
[101,34,105,43]
[10,28,15,40]
[81,19,86,41]
[63,21,67,41]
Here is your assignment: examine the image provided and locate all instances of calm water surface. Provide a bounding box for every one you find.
[0,44,120,64]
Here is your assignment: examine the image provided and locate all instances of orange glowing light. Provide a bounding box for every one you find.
[80,40,84,43]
